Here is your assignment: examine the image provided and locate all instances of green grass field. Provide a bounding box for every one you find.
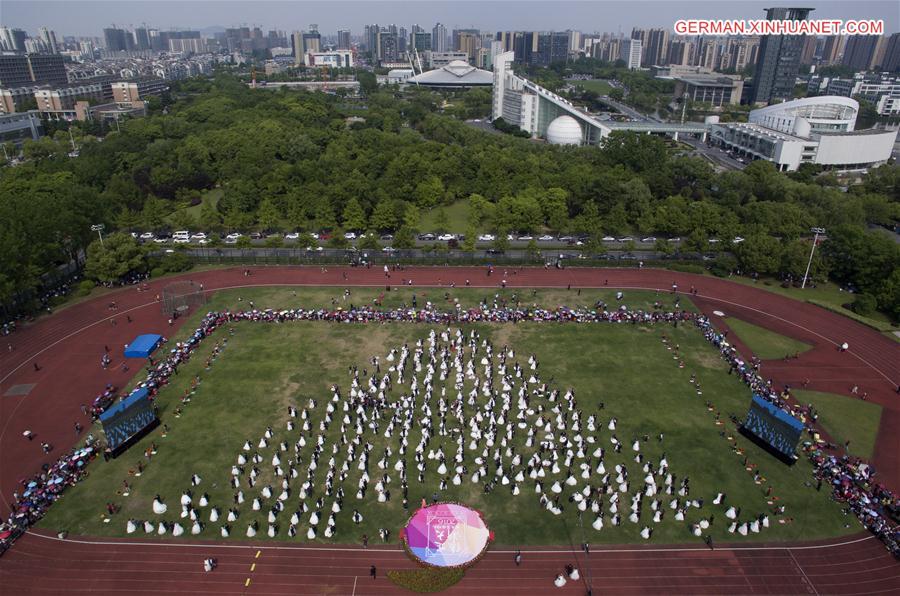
[793,390,882,460]
[420,201,471,234]
[165,188,222,226]
[574,79,614,95]
[39,287,859,546]
[723,317,812,360]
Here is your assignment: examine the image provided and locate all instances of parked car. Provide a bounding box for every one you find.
[506,234,516,241]
[285,232,300,240]
[250,232,266,240]
[197,238,211,245]
[380,234,394,241]
[478,234,495,241]
[129,232,138,239]
[732,236,745,244]
[173,237,190,244]
[602,236,616,242]
[191,232,207,240]
[538,235,555,242]
[418,233,436,241]
[668,237,681,243]
[343,232,357,240]
[641,236,657,243]
[139,232,155,240]
[518,235,534,241]
[559,235,574,242]
[437,233,456,241]
[617,236,634,242]
[153,237,170,244]
[382,246,396,252]
[225,233,242,240]
[708,238,721,244]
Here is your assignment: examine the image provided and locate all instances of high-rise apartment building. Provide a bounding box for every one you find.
[883,33,900,73]
[0,27,28,52]
[632,28,669,67]
[0,53,67,87]
[620,38,642,70]
[103,27,130,52]
[432,23,447,52]
[751,7,813,104]
[842,35,885,71]
[337,29,351,50]
[38,27,60,54]
[377,30,399,62]
[133,27,151,51]
[821,35,845,65]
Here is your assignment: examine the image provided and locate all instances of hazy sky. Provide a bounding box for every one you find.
[2,1,898,37]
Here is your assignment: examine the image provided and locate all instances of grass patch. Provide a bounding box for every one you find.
[165,188,222,226]
[793,390,882,460]
[39,287,857,545]
[420,201,471,234]
[387,568,465,592]
[574,79,614,95]
[722,317,812,360]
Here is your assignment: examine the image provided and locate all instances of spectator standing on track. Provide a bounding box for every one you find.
[514,550,522,566]
[370,565,377,579]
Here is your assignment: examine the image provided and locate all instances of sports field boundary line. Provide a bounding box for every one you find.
[25,529,877,554]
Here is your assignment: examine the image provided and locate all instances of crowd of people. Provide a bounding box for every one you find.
[1,439,98,554]
[696,317,899,557]
[3,300,896,558]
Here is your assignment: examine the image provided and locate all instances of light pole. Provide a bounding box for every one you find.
[801,227,825,289]
[91,224,105,247]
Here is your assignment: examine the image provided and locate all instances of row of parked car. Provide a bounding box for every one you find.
[133,230,747,246]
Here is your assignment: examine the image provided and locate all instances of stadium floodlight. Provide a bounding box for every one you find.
[91,224,105,247]
[801,227,826,289]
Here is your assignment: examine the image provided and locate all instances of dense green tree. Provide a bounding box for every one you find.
[84,233,147,283]
[370,200,399,232]
[341,197,367,231]
[257,198,282,231]
[734,235,784,275]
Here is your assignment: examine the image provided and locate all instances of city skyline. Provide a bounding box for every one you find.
[3,1,898,38]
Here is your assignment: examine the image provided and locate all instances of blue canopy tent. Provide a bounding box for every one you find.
[123,334,162,359]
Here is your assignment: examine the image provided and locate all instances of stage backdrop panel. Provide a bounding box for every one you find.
[100,387,157,451]
[742,394,804,460]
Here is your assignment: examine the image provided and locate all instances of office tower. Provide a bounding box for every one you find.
[398,27,408,53]
[38,27,59,53]
[337,29,351,50]
[620,37,642,69]
[842,35,885,71]
[432,23,447,52]
[568,31,582,54]
[103,27,129,51]
[133,27,151,51]
[751,7,813,104]
[413,31,431,52]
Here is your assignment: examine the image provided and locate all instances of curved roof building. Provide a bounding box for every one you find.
[406,61,493,89]
[749,96,858,135]
[712,96,897,172]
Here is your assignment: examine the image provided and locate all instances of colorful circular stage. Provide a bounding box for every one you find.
[401,503,492,568]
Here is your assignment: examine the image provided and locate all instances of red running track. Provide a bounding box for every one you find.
[1,266,898,594]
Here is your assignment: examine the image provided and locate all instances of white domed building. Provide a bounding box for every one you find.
[406,61,494,89]
[546,115,583,146]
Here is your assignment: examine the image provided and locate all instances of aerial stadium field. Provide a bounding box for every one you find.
[38,286,858,546]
